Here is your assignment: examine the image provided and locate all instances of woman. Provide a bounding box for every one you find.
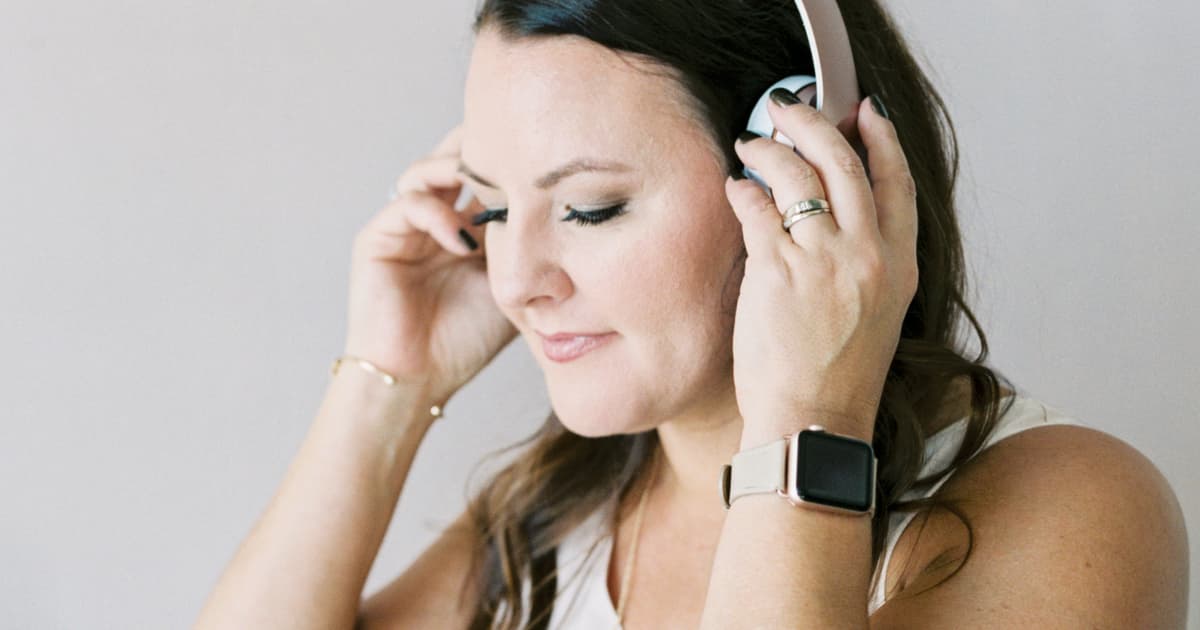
[195,1,1189,628]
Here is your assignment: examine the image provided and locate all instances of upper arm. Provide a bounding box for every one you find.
[356,508,483,630]
[869,425,1189,629]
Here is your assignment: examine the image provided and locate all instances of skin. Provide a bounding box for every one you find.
[456,26,1188,629]
[460,28,749,529]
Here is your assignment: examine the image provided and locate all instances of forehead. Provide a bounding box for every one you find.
[461,29,705,180]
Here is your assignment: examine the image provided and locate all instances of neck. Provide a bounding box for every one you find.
[647,386,745,527]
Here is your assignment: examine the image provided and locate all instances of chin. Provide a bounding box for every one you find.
[551,397,656,438]
[558,421,617,439]
[553,404,623,438]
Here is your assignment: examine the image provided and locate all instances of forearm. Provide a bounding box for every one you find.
[194,365,438,630]
[699,421,874,630]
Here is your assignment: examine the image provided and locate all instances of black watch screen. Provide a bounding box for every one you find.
[796,430,875,512]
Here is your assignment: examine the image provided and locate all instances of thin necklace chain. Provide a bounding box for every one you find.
[612,448,659,629]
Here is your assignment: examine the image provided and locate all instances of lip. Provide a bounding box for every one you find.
[537,331,617,363]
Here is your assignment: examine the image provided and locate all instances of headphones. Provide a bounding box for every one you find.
[742,0,862,196]
[450,0,862,209]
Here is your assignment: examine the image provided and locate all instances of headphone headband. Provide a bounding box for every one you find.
[742,0,862,194]
[794,0,860,127]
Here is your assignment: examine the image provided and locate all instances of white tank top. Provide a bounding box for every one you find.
[500,394,1088,628]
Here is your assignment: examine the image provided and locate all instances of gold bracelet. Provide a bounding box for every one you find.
[329,354,444,420]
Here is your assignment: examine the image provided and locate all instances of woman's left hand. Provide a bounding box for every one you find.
[725,94,919,447]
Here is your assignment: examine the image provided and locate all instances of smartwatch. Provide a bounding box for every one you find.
[719,425,877,516]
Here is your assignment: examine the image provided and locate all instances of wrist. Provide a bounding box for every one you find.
[739,408,874,451]
[327,356,445,435]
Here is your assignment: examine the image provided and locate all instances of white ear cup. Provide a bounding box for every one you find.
[742,75,817,196]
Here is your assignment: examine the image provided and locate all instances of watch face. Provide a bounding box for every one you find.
[795,430,874,512]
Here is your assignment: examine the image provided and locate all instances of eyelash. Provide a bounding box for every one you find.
[470,203,628,227]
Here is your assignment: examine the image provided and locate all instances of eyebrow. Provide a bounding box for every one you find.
[457,158,633,191]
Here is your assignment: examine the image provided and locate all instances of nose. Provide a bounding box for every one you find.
[487,213,574,312]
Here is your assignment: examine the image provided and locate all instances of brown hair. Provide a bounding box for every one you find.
[456,1,1019,627]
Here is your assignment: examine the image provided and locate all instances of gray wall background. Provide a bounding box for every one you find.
[1,1,1195,627]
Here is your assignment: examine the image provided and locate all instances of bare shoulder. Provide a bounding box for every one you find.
[871,423,1190,629]
[356,508,482,630]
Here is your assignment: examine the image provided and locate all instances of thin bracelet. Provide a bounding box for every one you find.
[329,354,444,420]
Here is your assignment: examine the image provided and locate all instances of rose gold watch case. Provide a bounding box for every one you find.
[784,426,877,517]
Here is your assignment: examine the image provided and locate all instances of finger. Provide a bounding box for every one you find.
[394,154,474,208]
[451,190,488,254]
[734,133,838,250]
[362,190,481,259]
[857,96,918,249]
[430,123,464,158]
[765,91,878,240]
[724,173,792,263]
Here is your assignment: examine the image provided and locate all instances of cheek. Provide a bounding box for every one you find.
[612,211,738,329]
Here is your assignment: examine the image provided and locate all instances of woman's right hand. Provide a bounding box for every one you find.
[341,123,517,409]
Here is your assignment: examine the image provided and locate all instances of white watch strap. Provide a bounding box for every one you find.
[726,436,789,507]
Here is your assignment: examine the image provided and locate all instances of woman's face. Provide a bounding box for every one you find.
[461,28,746,437]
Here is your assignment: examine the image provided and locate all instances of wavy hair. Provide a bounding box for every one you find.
[453,1,1019,627]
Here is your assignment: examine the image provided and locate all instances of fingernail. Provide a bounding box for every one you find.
[769,87,802,107]
[737,131,760,144]
[458,228,478,251]
[869,94,890,120]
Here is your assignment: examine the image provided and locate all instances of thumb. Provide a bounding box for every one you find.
[724,174,788,261]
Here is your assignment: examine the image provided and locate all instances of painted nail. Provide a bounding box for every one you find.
[769,87,802,107]
[737,131,760,144]
[869,94,890,120]
[458,228,478,251]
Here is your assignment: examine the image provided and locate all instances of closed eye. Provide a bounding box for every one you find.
[471,203,628,227]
